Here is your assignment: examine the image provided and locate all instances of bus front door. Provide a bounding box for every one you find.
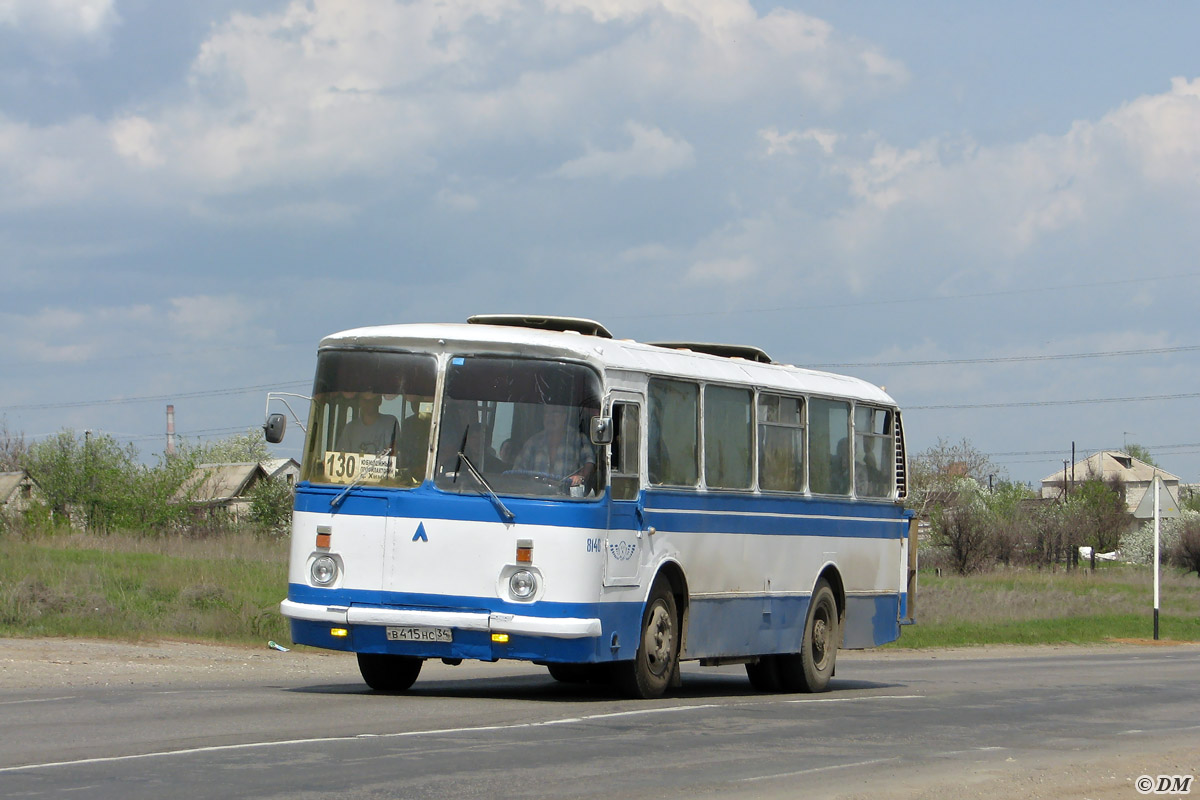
[604,398,643,587]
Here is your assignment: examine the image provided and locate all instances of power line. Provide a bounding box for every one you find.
[610,270,1200,321]
[0,381,309,412]
[809,343,1200,370]
[910,391,1200,411]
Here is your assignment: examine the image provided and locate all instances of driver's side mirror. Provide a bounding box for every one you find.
[263,413,287,444]
[589,416,613,445]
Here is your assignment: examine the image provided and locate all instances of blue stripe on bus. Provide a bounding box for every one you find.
[285,585,901,662]
[293,483,908,539]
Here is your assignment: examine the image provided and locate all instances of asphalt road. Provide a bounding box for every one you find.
[1,643,1198,799]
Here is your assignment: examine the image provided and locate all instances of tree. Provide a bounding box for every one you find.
[907,437,1003,521]
[22,430,146,531]
[1066,476,1131,570]
[186,429,273,464]
[247,476,294,536]
[932,498,991,575]
[1125,443,1158,467]
[0,418,27,472]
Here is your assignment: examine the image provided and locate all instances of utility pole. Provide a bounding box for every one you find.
[84,429,93,531]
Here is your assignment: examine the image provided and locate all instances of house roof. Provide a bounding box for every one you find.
[0,471,32,504]
[174,462,268,504]
[1040,451,1179,485]
[260,458,300,480]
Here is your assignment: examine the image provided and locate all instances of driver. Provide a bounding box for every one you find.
[337,393,399,454]
[513,404,595,488]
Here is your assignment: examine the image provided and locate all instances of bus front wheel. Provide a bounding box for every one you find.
[614,580,679,699]
[357,653,423,692]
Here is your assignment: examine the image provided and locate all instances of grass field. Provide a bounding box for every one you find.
[0,532,290,645]
[1,532,1197,648]
[896,564,1200,647]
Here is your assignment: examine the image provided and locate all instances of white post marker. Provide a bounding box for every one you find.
[1132,473,1178,641]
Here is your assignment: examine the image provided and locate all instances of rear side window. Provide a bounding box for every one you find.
[809,397,850,495]
[854,406,894,498]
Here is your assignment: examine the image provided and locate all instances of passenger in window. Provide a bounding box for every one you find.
[338,393,399,455]
[514,404,596,489]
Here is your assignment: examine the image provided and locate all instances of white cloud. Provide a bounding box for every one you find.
[168,294,260,342]
[0,114,109,209]
[435,187,479,212]
[686,255,756,284]
[761,126,839,157]
[69,0,902,199]
[555,122,694,180]
[779,76,1200,272]
[110,116,164,168]
[0,0,118,41]
[0,303,154,364]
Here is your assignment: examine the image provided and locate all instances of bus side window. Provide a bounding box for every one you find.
[854,406,893,498]
[704,385,752,489]
[758,394,804,493]
[611,402,641,500]
[809,397,851,495]
[648,379,699,487]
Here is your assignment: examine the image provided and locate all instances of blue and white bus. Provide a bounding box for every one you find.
[266,315,916,698]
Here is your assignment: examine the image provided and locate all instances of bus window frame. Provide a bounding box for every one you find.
[755,390,807,495]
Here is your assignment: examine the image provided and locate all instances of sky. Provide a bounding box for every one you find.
[2,0,1200,486]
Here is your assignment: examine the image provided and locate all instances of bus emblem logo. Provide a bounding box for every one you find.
[608,541,636,561]
[412,523,428,542]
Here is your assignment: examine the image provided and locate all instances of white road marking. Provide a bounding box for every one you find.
[0,693,925,774]
[0,696,76,706]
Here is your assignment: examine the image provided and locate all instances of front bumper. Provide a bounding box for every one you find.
[280,599,602,639]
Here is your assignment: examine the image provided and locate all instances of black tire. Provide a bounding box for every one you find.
[745,656,784,692]
[357,653,423,692]
[614,579,680,699]
[787,579,839,692]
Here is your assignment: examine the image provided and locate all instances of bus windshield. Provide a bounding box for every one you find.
[434,356,603,499]
[301,350,437,487]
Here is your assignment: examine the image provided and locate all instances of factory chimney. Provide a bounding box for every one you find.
[166,404,176,456]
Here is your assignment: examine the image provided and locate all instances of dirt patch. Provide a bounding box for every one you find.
[0,636,360,689]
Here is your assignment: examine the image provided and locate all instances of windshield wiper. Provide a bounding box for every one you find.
[331,446,392,511]
[456,438,515,524]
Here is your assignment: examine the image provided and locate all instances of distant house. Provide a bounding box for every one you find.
[260,458,301,485]
[1040,451,1180,514]
[0,470,41,513]
[173,459,299,520]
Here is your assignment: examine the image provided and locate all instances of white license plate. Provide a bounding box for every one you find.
[386,626,453,643]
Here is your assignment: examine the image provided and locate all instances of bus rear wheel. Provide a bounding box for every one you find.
[614,580,679,699]
[357,653,423,692]
[787,579,838,692]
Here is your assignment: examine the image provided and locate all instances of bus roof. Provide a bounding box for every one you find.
[319,322,897,407]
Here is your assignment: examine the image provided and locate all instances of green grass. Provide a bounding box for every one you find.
[2,532,1198,649]
[893,564,1200,647]
[0,531,289,645]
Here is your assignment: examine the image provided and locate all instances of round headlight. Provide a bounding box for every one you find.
[509,569,537,599]
[311,555,339,586]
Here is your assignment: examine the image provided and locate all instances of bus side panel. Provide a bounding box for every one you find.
[842,594,901,648]
[642,491,907,658]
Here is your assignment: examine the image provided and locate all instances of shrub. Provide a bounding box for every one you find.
[1122,510,1191,565]
[1170,519,1200,577]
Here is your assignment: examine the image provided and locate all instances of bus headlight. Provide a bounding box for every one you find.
[508,569,537,599]
[311,555,339,586]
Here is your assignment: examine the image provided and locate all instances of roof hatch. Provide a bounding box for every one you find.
[467,314,614,339]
